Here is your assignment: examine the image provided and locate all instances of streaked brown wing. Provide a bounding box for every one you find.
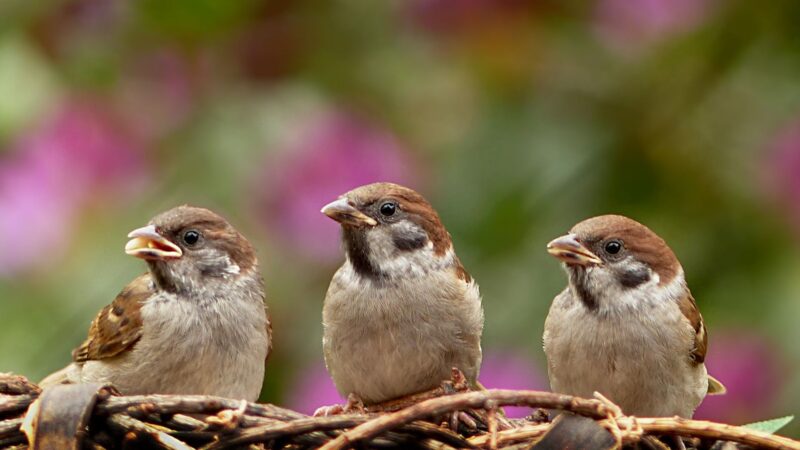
[72,274,152,362]
[677,291,707,364]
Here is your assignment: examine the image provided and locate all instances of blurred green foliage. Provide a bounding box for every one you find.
[0,0,798,433]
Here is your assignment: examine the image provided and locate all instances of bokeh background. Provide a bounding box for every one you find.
[1,0,799,435]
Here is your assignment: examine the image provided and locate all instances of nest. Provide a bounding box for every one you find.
[1,373,798,450]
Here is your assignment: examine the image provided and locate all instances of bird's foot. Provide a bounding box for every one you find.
[313,393,365,417]
[443,367,472,393]
[441,368,513,434]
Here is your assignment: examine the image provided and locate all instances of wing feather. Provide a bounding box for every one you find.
[72,274,152,362]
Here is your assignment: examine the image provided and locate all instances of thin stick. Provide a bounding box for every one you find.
[486,401,498,450]
[2,378,800,450]
[319,389,609,450]
[0,394,36,416]
[0,374,41,396]
[468,423,550,448]
[0,418,22,439]
[203,415,367,449]
[107,414,194,450]
[100,395,305,420]
[626,417,800,450]
[398,421,473,448]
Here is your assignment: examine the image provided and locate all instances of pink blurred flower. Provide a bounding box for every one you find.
[285,349,545,418]
[0,100,146,276]
[765,120,800,228]
[256,111,418,261]
[285,361,344,415]
[594,0,715,51]
[694,331,784,424]
[478,350,548,418]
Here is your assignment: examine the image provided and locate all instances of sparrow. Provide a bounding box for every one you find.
[320,182,484,405]
[543,214,725,418]
[41,206,271,401]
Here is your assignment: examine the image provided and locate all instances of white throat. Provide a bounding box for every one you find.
[369,226,453,277]
[574,259,686,315]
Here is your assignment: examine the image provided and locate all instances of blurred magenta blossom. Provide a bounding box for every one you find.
[0,100,146,277]
[594,0,715,51]
[285,349,545,417]
[694,331,784,424]
[285,361,344,415]
[477,350,548,418]
[257,111,418,261]
[765,120,800,229]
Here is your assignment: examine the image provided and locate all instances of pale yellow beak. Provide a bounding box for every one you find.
[125,225,182,260]
[321,198,378,227]
[547,233,603,266]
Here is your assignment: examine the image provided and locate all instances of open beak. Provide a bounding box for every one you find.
[321,198,378,227]
[125,225,182,260]
[547,233,603,266]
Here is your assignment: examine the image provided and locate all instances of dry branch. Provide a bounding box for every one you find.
[623,417,800,449]
[319,389,610,450]
[107,414,193,450]
[0,373,798,450]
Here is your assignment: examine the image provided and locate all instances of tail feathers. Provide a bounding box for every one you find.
[707,374,727,395]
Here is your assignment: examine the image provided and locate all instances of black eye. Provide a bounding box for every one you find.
[379,202,396,216]
[604,240,622,255]
[183,230,200,246]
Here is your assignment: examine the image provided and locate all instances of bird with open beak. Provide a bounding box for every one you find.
[41,206,271,401]
[543,215,725,418]
[319,182,484,408]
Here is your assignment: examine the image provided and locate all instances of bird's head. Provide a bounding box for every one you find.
[125,206,258,294]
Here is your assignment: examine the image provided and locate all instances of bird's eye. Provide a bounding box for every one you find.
[183,230,201,246]
[604,240,622,254]
[379,202,396,216]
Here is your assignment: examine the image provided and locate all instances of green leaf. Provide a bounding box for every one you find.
[0,34,60,141]
[742,416,794,434]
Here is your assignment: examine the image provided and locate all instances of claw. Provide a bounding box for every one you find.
[313,393,366,417]
[313,404,345,417]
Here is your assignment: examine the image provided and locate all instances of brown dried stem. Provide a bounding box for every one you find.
[0,395,37,417]
[106,414,193,450]
[468,423,550,447]
[99,395,305,421]
[1,372,799,450]
[320,389,800,450]
[625,417,800,450]
[319,389,609,450]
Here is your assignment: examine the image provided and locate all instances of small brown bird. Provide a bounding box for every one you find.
[320,182,484,405]
[41,206,271,401]
[543,215,725,418]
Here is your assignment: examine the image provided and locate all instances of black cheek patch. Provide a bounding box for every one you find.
[618,267,651,288]
[393,232,428,251]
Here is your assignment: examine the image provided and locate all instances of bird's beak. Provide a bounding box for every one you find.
[547,233,603,266]
[125,225,183,260]
[320,198,378,227]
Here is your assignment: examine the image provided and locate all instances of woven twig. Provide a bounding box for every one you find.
[1,373,798,449]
